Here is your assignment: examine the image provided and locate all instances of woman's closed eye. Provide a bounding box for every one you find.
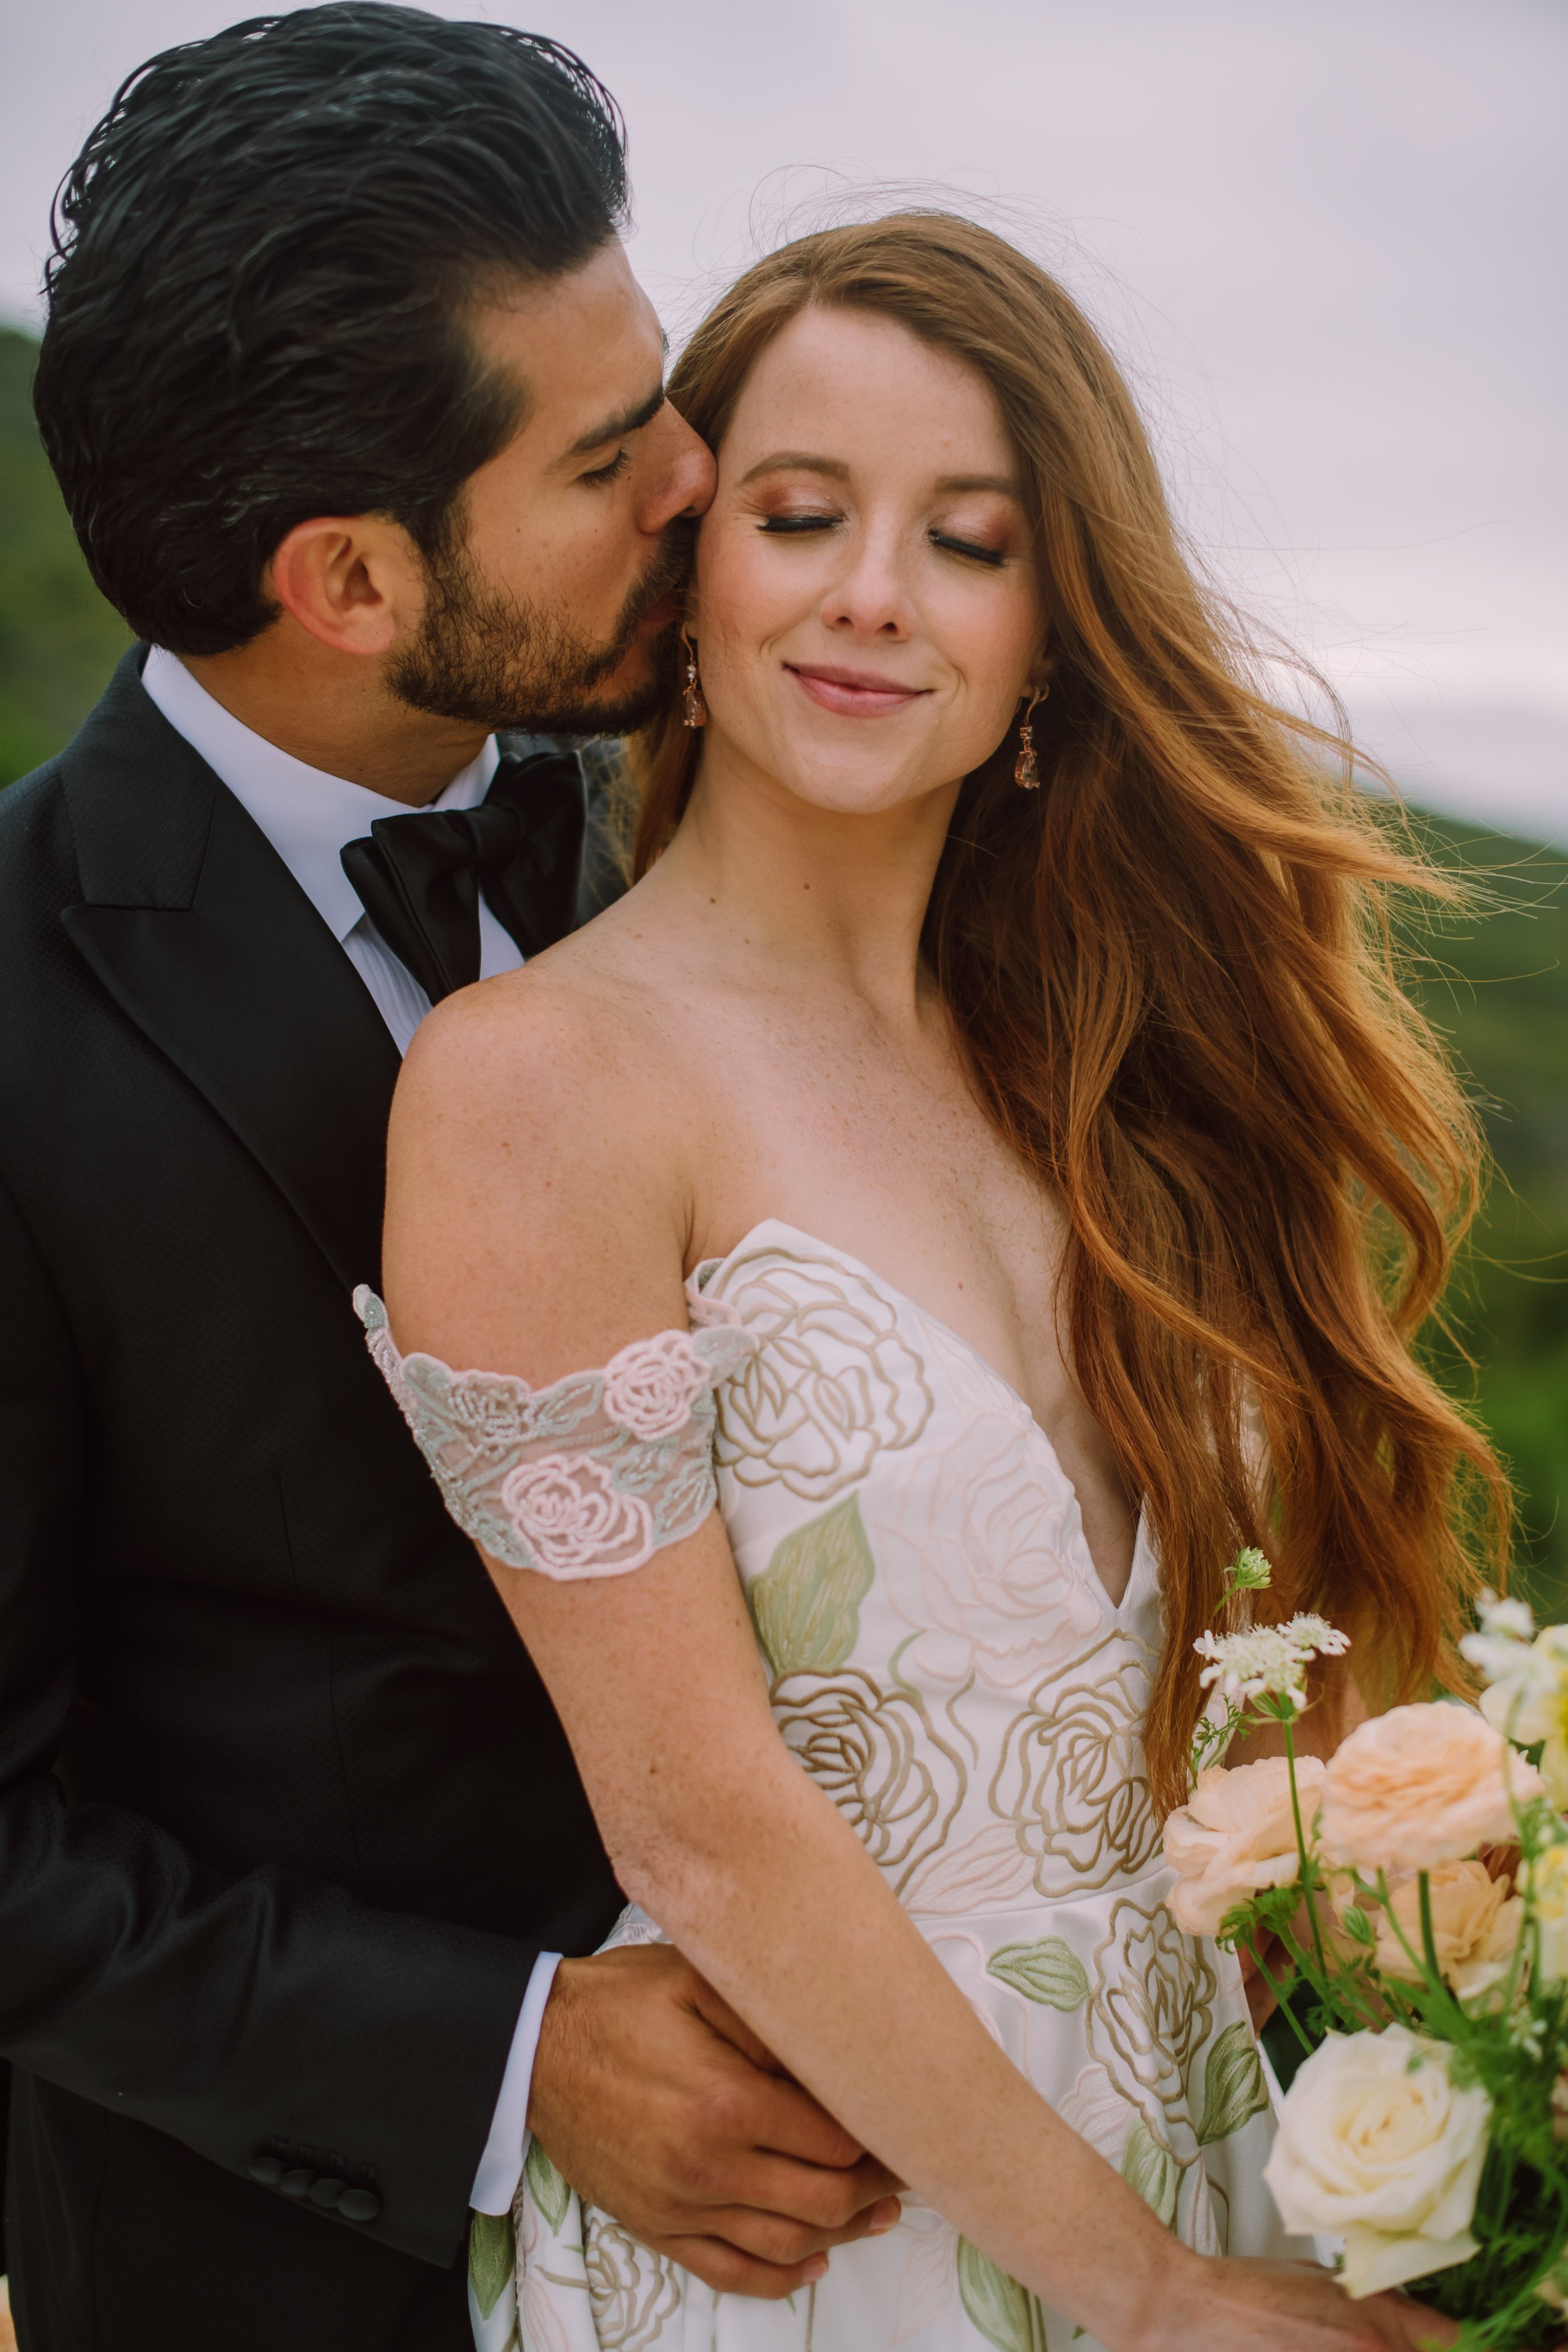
[757,510,838,536]
[930,529,1008,569]
[757,511,1009,568]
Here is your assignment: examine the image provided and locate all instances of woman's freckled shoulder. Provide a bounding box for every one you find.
[396,931,692,1149]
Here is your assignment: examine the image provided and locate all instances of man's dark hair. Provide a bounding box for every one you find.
[33,4,628,655]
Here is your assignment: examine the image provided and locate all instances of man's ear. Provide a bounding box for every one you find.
[265,514,426,657]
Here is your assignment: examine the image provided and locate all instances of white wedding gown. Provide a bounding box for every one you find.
[363,1220,1295,2352]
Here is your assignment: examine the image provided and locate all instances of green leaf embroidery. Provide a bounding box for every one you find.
[985,1936,1089,2011]
[469,2208,516,2322]
[1120,2119,1179,2229]
[524,2136,571,2232]
[1195,2020,1270,2145]
[956,2238,1047,2352]
[748,1495,876,1676]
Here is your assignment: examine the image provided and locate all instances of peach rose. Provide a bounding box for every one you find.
[1163,1757,1327,1938]
[1366,1858,1522,2001]
[1318,1702,1542,1876]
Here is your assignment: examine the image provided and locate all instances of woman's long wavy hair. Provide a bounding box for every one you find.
[630,213,1507,1811]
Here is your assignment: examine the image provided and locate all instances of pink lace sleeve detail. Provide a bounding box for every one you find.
[352,1288,757,1580]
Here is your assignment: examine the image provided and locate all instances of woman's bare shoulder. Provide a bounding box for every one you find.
[400,906,680,1135]
[384,917,699,1368]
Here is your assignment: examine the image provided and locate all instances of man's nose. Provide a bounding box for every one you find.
[642,404,716,529]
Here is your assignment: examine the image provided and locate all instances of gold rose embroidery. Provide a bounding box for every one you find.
[582,2208,682,2349]
[987,1631,1162,1895]
[711,1251,933,1502]
[1088,1895,1218,2136]
[771,1665,966,1890]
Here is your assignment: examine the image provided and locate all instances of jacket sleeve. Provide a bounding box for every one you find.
[0,1168,534,2268]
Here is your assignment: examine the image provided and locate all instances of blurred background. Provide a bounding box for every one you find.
[1,0,1564,1599]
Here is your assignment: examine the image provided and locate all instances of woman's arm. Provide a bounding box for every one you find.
[383,975,1446,2352]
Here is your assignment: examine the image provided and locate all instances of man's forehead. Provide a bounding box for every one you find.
[470,247,664,443]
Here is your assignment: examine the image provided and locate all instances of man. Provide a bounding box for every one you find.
[0,10,897,2346]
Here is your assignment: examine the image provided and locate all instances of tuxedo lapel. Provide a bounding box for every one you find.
[58,653,401,1292]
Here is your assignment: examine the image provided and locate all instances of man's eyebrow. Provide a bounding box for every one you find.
[565,382,666,458]
[738,452,851,486]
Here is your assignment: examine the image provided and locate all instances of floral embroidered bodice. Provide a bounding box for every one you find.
[361,1222,1295,2352]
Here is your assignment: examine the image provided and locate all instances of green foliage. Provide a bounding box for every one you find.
[0,325,1561,1604]
[0,326,130,785]
[1401,815,1568,1614]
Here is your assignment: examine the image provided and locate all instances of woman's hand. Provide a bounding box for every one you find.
[1140,2254,1460,2352]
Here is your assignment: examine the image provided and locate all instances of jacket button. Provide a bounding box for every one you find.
[280,2168,315,2198]
[310,2177,346,2210]
[248,2156,285,2188]
[337,2188,381,2223]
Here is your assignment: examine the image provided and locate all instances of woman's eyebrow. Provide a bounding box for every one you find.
[737,452,850,486]
[736,453,1021,499]
[935,472,1021,497]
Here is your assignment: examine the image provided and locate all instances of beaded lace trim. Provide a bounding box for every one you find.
[352,1282,758,1579]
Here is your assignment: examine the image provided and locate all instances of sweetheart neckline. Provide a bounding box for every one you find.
[694,1216,1153,1623]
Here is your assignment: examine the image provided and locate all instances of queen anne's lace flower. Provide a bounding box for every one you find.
[1192,1614,1350,1709]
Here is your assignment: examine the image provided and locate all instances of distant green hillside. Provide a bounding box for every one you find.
[0,326,130,782]
[1,323,1562,1606]
[1404,819,1568,1608]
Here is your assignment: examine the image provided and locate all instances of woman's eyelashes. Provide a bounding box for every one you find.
[755,509,1010,568]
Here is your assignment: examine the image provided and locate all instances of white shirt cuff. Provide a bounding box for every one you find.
[469,1951,563,2214]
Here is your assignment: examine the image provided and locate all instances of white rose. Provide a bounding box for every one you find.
[1262,2025,1490,2299]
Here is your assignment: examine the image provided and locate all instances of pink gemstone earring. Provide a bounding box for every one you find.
[681,627,707,729]
[1014,686,1047,790]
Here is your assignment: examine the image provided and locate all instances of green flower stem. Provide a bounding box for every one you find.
[1417,1871,1444,1983]
[1282,1717,1331,1984]
[1246,1934,1314,2055]
[1376,1870,1458,2021]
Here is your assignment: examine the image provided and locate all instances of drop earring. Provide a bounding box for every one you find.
[1014,685,1047,789]
[681,627,707,729]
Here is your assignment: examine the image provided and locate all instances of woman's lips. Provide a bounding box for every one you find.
[785,664,928,718]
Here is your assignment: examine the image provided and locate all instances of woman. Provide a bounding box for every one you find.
[367,215,1496,2349]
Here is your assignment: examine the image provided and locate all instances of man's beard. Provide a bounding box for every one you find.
[389,523,692,737]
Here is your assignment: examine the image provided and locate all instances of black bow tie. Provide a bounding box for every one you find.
[339,747,589,1005]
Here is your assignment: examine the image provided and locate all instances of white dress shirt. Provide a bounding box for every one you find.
[140,647,561,2224]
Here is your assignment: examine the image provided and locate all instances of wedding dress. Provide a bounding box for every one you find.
[359,1219,1294,2352]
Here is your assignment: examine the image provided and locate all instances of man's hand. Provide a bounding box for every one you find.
[527,1943,903,2298]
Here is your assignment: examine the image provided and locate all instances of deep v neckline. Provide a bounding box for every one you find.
[695,1216,1154,1622]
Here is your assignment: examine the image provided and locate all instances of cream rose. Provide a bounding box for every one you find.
[1263,2025,1491,2298]
[1163,1757,1326,1938]
[1317,1702,1542,1875]
[1367,1858,1522,2001]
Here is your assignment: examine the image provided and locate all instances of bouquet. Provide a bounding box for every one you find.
[1162,1552,1568,2348]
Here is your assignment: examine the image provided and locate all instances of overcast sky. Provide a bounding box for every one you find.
[4,0,1564,841]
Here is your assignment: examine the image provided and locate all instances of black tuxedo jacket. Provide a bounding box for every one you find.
[0,652,624,2349]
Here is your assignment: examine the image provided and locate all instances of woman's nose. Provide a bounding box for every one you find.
[822,535,911,638]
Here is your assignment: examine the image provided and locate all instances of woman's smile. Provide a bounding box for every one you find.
[784,660,931,718]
